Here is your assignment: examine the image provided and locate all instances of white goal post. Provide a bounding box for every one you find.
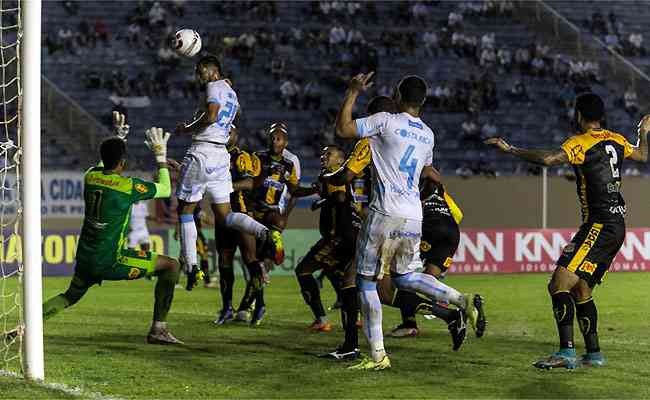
[21,0,43,381]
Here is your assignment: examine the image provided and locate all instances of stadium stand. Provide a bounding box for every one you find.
[41,1,649,175]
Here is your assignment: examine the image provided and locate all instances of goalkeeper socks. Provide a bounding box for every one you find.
[551,291,575,349]
[340,286,359,351]
[297,273,326,320]
[43,294,70,320]
[392,272,466,309]
[219,264,235,308]
[225,212,267,239]
[357,278,385,362]
[153,267,178,322]
[576,297,600,353]
[179,214,198,266]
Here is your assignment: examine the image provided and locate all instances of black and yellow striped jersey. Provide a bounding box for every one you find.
[560,128,634,222]
[253,150,298,209]
[228,145,260,213]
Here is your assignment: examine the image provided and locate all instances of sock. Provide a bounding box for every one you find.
[153,267,178,322]
[551,291,575,349]
[427,303,456,323]
[201,259,210,283]
[392,272,466,309]
[43,275,90,320]
[152,321,167,330]
[255,288,265,308]
[297,273,326,320]
[219,264,234,309]
[238,282,255,312]
[391,290,420,328]
[325,270,343,303]
[575,297,600,353]
[340,286,359,351]
[180,214,198,266]
[225,212,267,239]
[357,278,385,362]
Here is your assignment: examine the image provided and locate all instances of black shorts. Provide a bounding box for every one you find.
[556,221,625,288]
[215,226,238,254]
[420,215,460,272]
[296,237,354,274]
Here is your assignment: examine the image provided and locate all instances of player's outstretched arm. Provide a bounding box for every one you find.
[628,115,650,162]
[485,137,568,166]
[144,127,172,198]
[336,72,374,139]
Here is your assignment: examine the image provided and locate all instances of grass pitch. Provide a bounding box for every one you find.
[3,273,650,399]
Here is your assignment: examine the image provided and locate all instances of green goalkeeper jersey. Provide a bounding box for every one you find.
[75,166,168,268]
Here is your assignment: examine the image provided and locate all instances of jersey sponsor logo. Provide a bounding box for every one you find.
[562,243,576,254]
[134,183,148,193]
[609,205,626,216]
[389,183,419,198]
[128,268,141,279]
[408,120,423,129]
[420,240,431,252]
[389,230,420,239]
[578,260,597,274]
[443,257,453,268]
[394,129,432,145]
[607,182,620,193]
[580,225,602,252]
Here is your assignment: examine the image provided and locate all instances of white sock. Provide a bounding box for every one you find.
[358,280,385,362]
[225,212,267,238]
[393,272,466,309]
[152,321,167,330]
[179,214,198,266]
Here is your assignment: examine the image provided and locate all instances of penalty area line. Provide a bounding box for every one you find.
[0,369,126,400]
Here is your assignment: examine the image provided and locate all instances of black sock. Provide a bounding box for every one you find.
[201,259,210,283]
[391,290,424,328]
[340,286,359,351]
[551,291,575,349]
[576,297,600,353]
[325,270,343,302]
[255,288,265,308]
[297,274,326,320]
[218,264,234,309]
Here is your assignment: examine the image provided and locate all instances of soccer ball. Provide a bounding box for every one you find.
[172,29,202,58]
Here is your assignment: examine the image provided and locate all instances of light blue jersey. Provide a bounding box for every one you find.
[194,79,239,144]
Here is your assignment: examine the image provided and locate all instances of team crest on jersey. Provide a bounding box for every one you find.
[443,257,453,268]
[135,184,148,193]
[420,240,431,252]
[578,260,597,275]
[128,268,141,279]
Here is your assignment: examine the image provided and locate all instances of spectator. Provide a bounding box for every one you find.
[480,47,497,68]
[514,47,531,72]
[508,80,529,102]
[126,22,141,46]
[329,23,346,51]
[57,27,75,54]
[94,18,110,45]
[628,33,645,56]
[319,1,331,17]
[497,47,512,73]
[411,2,429,24]
[170,0,186,17]
[430,81,451,109]
[346,28,364,46]
[346,1,361,19]
[448,10,463,30]
[530,57,546,77]
[270,58,285,79]
[605,32,622,53]
[481,32,495,50]
[148,2,167,27]
[461,117,481,147]
[557,81,574,109]
[499,1,514,17]
[45,32,63,55]
[589,9,607,36]
[423,30,439,56]
[157,45,180,67]
[481,119,498,138]
[62,0,79,15]
[624,86,639,116]
[303,79,322,110]
[280,76,300,109]
[77,20,94,48]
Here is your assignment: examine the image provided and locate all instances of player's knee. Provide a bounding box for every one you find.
[571,281,592,301]
[424,264,443,278]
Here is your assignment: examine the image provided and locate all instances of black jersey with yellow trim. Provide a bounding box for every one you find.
[253,150,298,209]
[560,128,634,222]
[422,184,463,225]
[228,145,260,213]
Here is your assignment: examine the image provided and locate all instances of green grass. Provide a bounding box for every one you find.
[3,273,650,399]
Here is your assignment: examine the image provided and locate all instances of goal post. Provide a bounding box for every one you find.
[21,0,43,381]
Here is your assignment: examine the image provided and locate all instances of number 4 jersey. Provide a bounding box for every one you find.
[560,128,634,223]
[354,112,435,221]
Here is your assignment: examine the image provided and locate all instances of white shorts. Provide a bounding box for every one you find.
[355,210,423,279]
[128,228,151,248]
[176,143,233,204]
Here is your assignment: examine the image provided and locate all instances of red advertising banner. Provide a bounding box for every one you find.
[448,228,650,274]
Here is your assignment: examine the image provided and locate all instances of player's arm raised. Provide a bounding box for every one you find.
[144,127,172,198]
[335,72,374,139]
[627,115,650,162]
[484,137,568,166]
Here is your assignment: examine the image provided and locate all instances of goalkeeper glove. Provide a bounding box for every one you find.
[112,111,130,142]
[144,127,171,163]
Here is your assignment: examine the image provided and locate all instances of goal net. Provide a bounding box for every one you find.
[1,0,42,379]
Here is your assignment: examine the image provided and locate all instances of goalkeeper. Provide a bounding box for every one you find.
[41,112,185,345]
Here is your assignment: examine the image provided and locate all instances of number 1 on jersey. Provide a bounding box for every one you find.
[399,145,418,189]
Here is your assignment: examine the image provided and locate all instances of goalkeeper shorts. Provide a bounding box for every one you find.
[75,248,158,284]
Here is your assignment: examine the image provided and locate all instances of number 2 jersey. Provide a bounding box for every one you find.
[76,167,165,268]
[354,112,434,221]
[194,79,239,144]
[560,128,634,223]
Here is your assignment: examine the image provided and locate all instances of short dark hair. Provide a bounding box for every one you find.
[100,137,126,169]
[575,92,605,122]
[196,55,222,74]
[396,75,428,107]
[367,96,397,115]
